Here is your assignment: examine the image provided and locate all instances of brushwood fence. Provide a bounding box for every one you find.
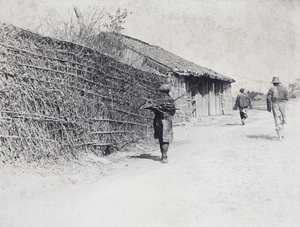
[0,24,166,162]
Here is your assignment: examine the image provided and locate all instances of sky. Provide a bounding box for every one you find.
[1,0,300,93]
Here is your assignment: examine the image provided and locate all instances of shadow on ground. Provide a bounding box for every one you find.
[130,153,161,162]
[247,134,278,141]
[225,123,242,126]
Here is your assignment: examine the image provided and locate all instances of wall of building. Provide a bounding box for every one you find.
[220,83,233,115]
[168,75,190,122]
[186,79,233,118]
[116,47,234,120]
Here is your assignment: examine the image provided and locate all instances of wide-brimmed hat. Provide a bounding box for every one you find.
[158,84,171,92]
[271,77,281,83]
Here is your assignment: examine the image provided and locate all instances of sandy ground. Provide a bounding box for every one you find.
[1,99,300,227]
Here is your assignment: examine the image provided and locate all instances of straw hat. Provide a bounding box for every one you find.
[271,77,281,83]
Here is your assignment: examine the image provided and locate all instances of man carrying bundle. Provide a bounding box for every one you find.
[140,84,176,163]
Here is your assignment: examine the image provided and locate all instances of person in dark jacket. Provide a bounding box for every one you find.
[234,88,252,125]
[267,77,289,140]
[140,84,176,163]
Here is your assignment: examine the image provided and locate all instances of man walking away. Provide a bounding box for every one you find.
[140,84,176,163]
[234,88,252,125]
[267,77,289,141]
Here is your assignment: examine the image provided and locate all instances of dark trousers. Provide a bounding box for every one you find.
[239,108,248,120]
[159,137,169,157]
[239,111,246,119]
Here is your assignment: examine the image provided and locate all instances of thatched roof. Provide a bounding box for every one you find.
[119,35,235,83]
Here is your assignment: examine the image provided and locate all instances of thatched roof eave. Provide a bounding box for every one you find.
[172,69,235,83]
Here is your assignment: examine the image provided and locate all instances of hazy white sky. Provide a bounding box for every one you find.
[1,0,300,92]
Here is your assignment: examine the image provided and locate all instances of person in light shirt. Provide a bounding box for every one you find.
[267,77,289,141]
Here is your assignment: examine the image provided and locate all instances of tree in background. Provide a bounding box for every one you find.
[288,79,300,98]
[246,91,264,100]
[41,6,130,57]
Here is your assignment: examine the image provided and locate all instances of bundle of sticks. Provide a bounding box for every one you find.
[139,98,176,116]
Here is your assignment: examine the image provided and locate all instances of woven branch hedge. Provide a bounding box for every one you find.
[0,23,167,162]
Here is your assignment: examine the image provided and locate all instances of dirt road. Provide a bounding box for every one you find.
[1,100,300,227]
